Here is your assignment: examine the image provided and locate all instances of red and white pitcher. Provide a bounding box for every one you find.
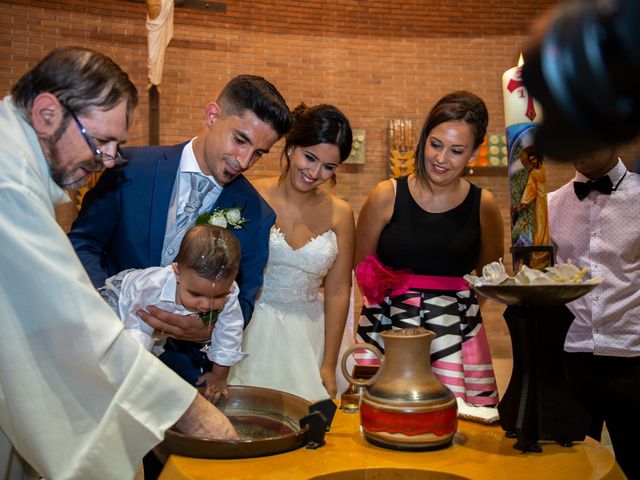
[341,327,457,450]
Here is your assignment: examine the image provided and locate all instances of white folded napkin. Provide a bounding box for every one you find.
[456,397,500,425]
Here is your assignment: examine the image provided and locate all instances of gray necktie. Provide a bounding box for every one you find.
[161,172,214,265]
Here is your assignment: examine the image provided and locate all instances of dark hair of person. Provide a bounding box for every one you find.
[175,224,241,282]
[217,74,293,138]
[415,90,488,184]
[280,103,353,185]
[11,46,138,127]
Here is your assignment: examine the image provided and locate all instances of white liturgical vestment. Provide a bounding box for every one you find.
[0,96,196,479]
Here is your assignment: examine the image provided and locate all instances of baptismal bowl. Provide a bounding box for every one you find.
[473,283,599,306]
[155,385,313,460]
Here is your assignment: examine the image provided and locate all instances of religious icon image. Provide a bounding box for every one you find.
[508,128,551,271]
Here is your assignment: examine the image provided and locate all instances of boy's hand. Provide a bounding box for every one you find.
[194,363,231,404]
[197,371,229,404]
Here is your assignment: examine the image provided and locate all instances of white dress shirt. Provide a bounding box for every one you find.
[161,140,221,265]
[0,96,196,479]
[117,265,247,366]
[548,159,640,357]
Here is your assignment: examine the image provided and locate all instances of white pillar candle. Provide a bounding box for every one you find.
[503,55,551,270]
[502,56,542,128]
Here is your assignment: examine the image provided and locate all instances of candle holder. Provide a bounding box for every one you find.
[496,55,593,454]
[474,257,594,453]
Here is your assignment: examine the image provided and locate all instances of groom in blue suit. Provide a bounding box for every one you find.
[69,75,292,385]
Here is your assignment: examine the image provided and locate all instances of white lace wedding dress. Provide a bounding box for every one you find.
[228,226,339,401]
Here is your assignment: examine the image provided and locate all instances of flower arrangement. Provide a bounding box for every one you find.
[196,206,246,230]
[464,259,602,287]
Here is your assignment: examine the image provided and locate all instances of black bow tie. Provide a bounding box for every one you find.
[573,176,613,200]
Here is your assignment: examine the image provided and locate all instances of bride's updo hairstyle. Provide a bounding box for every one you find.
[280,103,353,185]
[414,90,488,185]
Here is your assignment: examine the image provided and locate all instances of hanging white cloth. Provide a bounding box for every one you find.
[146,0,174,86]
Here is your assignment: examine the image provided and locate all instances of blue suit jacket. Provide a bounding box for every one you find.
[68,142,275,325]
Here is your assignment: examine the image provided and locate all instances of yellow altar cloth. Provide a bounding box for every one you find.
[159,409,623,479]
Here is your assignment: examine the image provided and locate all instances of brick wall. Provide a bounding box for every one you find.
[3,0,639,359]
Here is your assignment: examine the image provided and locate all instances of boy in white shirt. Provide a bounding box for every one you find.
[101,224,247,403]
[548,148,639,479]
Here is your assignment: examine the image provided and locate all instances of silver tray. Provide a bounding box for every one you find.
[473,283,599,306]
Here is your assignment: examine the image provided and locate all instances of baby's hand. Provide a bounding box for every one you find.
[197,372,229,404]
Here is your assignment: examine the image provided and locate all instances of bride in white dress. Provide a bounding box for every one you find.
[228,103,355,400]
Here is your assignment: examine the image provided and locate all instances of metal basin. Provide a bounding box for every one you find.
[309,469,470,480]
[155,385,313,460]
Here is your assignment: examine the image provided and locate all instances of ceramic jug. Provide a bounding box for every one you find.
[341,327,457,450]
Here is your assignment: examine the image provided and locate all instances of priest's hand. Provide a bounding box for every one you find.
[138,306,210,342]
[173,393,238,440]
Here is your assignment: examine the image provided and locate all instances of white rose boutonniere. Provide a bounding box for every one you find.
[224,207,243,226]
[208,212,229,228]
[197,206,247,230]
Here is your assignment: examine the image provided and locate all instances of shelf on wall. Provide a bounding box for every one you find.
[464,166,508,177]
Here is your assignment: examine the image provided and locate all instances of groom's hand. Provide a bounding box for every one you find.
[138,305,211,342]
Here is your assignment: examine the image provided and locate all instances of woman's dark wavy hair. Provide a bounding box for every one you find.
[280,103,353,185]
[175,224,240,282]
[217,74,293,138]
[11,46,138,126]
[415,90,488,184]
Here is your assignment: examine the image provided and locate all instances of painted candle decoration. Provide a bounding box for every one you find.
[502,54,552,271]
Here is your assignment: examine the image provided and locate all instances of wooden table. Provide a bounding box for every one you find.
[159,409,623,479]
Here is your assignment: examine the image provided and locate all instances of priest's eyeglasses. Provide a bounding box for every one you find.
[63,103,126,169]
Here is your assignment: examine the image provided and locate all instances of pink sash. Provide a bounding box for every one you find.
[355,255,469,303]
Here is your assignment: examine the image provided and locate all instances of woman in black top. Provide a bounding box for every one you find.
[354,91,504,408]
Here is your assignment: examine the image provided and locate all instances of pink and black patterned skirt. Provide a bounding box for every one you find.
[355,256,499,407]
